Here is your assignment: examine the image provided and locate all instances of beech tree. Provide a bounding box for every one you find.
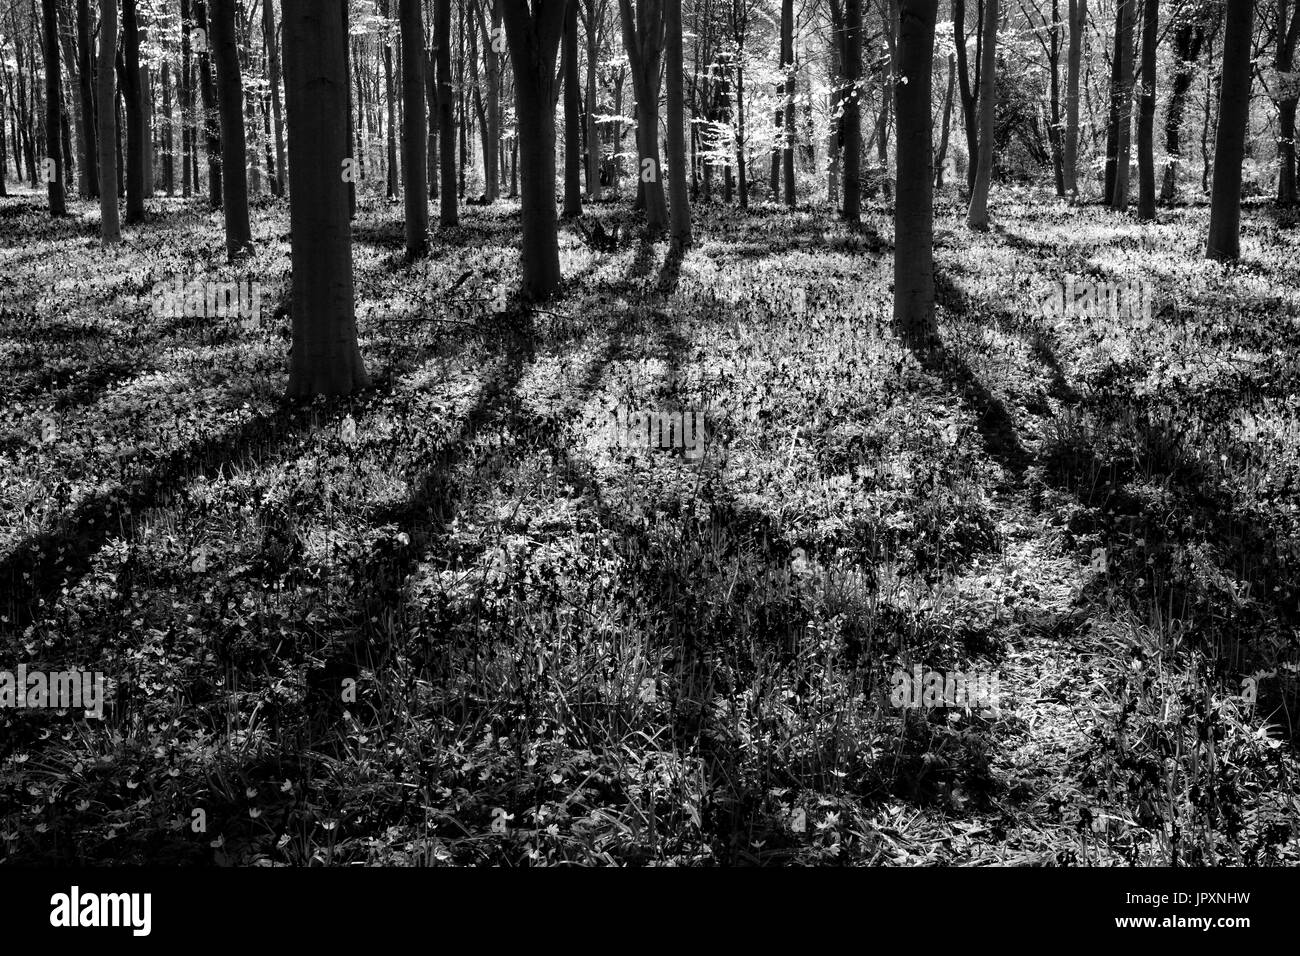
[1206,0,1254,260]
[619,0,669,231]
[1063,0,1085,199]
[1136,0,1158,221]
[98,0,122,243]
[282,0,370,397]
[894,0,938,345]
[41,0,65,216]
[665,0,690,247]
[501,0,566,298]
[966,0,996,229]
[400,0,429,257]
[211,0,252,258]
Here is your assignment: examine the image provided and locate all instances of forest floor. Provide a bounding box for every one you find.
[1,185,1299,865]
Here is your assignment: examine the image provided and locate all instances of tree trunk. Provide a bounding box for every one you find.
[383,0,400,198]
[935,51,955,187]
[1160,14,1204,202]
[966,0,996,228]
[843,0,862,220]
[400,0,429,257]
[195,0,222,209]
[1206,0,1254,260]
[665,0,690,247]
[41,0,66,215]
[1275,0,1300,205]
[1108,0,1134,210]
[562,0,582,216]
[1136,0,1157,220]
[76,0,98,199]
[894,0,938,347]
[98,0,121,242]
[435,0,458,224]
[1063,0,1083,198]
[162,60,175,195]
[620,0,668,231]
[210,0,251,257]
[120,0,146,222]
[781,0,795,205]
[283,0,370,398]
[182,0,193,198]
[955,0,978,194]
[264,0,287,197]
[583,0,601,200]
[501,0,565,298]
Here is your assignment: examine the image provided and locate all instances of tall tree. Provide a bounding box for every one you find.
[665,0,690,246]
[843,0,863,219]
[76,0,98,199]
[182,0,194,198]
[1160,3,1208,202]
[282,0,370,397]
[579,0,605,200]
[119,0,146,222]
[501,0,566,297]
[562,0,582,216]
[195,0,222,208]
[894,0,938,345]
[1063,0,1084,198]
[954,0,980,193]
[435,0,458,225]
[966,0,996,228]
[210,0,251,257]
[1274,0,1300,205]
[1105,0,1135,209]
[1136,0,1158,220]
[780,0,794,205]
[1206,0,1254,260]
[382,0,399,198]
[400,0,429,257]
[264,0,287,197]
[619,0,669,231]
[162,60,175,195]
[41,0,66,215]
[98,0,121,242]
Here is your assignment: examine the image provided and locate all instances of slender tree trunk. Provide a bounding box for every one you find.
[195,0,222,208]
[77,0,98,198]
[781,0,794,205]
[562,0,582,216]
[935,51,955,187]
[1275,0,1300,205]
[843,0,862,220]
[382,0,399,198]
[425,35,438,200]
[736,53,748,208]
[1109,0,1134,210]
[182,0,193,197]
[955,0,979,194]
[1161,14,1204,202]
[1063,0,1083,198]
[400,0,429,257]
[966,0,996,228]
[1206,0,1254,260]
[436,0,458,224]
[119,0,146,222]
[264,0,286,197]
[161,60,175,195]
[210,0,251,257]
[41,0,66,215]
[666,0,690,247]
[894,0,938,347]
[343,0,355,217]
[583,0,601,200]
[619,0,668,231]
[1136,0,1157,220]
[98,0,121,242]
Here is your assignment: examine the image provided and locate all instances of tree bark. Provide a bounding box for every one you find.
[1108,0,1134,210]
[264,0,287,197]
[842,0,862,220]
[562,0,582,216]
[894,0,938,348]
[781,0,795,205]
[210,0,251,257]
[501,0,566,298]
[1063,0,1083,198]
[41,0,66,215]
[76,0,98,198]
[98,0,121,242]
[195,0,222,208]
[966,0,996,228]
[619,0,668,230]
[120,0,146,222]
[435,0,458,224]
[283,0,370,398]
[665,0,690,246]
[1136,0,1157,220]
[1206,0,1254,260]
[400,0,429,257]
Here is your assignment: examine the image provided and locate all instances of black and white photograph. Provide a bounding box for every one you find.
[0,0,1293,936]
